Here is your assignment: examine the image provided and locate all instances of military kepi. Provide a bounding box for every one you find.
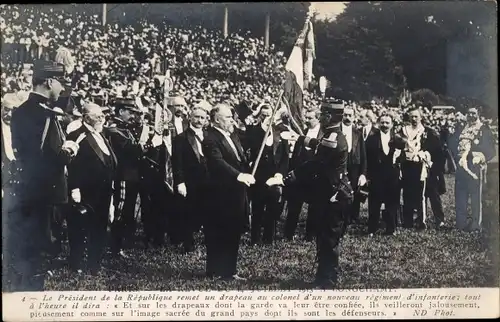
[114,97,143,113]
[33,60,65,80]
[321,99,344,115]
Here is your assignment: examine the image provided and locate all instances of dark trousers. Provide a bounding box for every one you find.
[4,204,52,292]
[111,181,145,252]
[401,162,426,228]
[315,201,346,286]
[250,185,281,244]
[141,180,170,245]
[284,193,318,240]
[204,221,241,278]
[426,183,445,225]
[166,194,185,246]
[67,191,110,272]
[49,205,66,257]
[182,185,207,251]
[347,171,362,223]
[368,194,398,234]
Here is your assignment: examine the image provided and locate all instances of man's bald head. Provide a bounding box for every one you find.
[82,102,102,115]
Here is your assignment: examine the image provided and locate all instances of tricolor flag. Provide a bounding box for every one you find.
[282,14,315,135]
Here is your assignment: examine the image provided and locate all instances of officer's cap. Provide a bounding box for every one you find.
[321,99,344,115]
[33,60,67,82]
[114,98,142,113]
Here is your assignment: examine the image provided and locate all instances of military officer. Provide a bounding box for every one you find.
[274,100,353,289]
[8,60,80,291]
[105,98,157,257]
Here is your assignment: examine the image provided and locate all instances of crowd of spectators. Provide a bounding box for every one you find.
[1,4,498,140]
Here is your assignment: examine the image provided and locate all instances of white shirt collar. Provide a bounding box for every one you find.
[190,125,203,136]
[32,91,50,99]
[342,124,353,133]
[83,121,98,133]
[308,123,320,132]
[214,126,232,138]
[380,130,390,138]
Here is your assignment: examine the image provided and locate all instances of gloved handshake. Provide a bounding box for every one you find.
[62,140,79,157]
[237,173,256,187]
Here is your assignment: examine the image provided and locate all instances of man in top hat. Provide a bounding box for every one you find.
[106,98,163,257]
[7,60,80,291]
[275,99,352,289]
[66,103,117,274]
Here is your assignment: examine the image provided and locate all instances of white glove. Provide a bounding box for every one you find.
[151,134,163,148]
[266,173,284,187]
[71,188,81,203]
[237,173,256,187]
[62,140,79,156]
[329,192,339,203]
[417,151,431,163]
[358,174,367,187]
[177,183,187,197]
[280,131,299,141]
[472,152,485,164]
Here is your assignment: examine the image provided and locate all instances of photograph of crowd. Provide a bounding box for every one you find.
[1,2,498,292]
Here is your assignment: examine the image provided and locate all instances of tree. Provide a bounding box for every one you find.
[313,12,406,101]
[336,1,497,96]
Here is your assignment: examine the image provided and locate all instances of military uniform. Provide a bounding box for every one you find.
[7,61,76,291]
[105,100,145,254]
[283,101,352,288]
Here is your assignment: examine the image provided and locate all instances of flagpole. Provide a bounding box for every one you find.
[251,88,285,176]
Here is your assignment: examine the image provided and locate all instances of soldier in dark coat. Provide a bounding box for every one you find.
[7,61,80,291]
[274,100,353,289]
[105,98,145,257]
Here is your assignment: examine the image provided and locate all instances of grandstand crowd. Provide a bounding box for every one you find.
[1,4,498,289]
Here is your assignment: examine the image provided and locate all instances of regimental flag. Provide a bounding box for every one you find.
[282,13,315,135]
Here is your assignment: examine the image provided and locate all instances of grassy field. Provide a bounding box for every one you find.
[45,173,499,291]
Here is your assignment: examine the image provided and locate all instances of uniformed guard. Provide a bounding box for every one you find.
[106,98,163,256]
[272,99,353,289]
[7,60,80,291]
